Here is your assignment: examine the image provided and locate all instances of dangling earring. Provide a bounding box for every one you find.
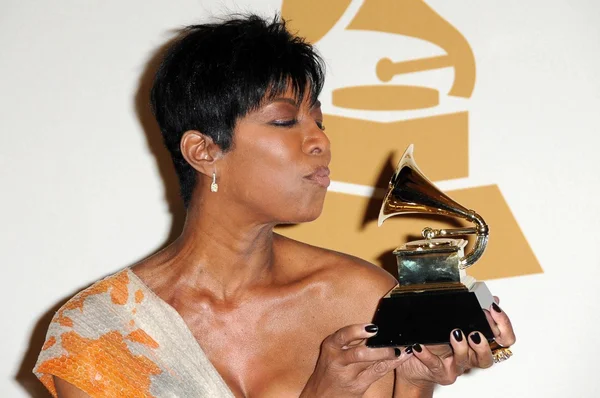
[210,171,218,193]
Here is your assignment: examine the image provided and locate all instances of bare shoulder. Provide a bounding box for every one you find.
[321,248,397,306]
[274,234,397,323]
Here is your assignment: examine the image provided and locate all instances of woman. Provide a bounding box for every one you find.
[34,15,515,397]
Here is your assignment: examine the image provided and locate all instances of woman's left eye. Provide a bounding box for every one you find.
[271,119,298,127]
[270,119,325,131]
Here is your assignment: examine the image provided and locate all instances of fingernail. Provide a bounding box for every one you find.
[492,303,502,313]
[470,332,482,344]
[365,324,378,333]
[394,348,401,357]
[405,346,413,354]
[413,344,422,353]
[453,329,463,342]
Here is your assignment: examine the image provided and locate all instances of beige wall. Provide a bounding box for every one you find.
[2,0,599,396]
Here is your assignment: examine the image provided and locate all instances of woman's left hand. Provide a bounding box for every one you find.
[395,298,516,390]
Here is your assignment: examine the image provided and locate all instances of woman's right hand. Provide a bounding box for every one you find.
[300,324,411,398]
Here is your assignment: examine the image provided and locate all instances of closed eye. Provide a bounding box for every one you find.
[270,119,298,127]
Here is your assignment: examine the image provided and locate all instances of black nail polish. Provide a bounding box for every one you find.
[413,344,422,353]
[453,329,463,342]
[492,303,502,313]
[405,346,413,354]
[470,332,482,344]
[365,324,378,333]
[394,348,401,357]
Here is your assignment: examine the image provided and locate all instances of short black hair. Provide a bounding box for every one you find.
[150,14,326,207]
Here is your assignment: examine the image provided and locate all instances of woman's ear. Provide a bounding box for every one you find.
[180,130,221,176]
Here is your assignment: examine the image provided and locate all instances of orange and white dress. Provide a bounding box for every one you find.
[34,268,235,398]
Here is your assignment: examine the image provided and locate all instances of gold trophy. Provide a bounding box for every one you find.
[367,145,511,362]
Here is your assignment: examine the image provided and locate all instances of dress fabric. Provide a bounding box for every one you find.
[34,268,235,398]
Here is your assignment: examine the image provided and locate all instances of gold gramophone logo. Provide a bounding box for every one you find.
[278,0,541,280]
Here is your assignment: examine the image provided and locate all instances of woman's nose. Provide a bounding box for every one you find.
[302,123,330,156]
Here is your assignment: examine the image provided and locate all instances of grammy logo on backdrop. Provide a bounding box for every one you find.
[278,0,541,280]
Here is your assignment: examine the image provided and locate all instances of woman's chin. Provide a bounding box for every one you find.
[277,206,324,225]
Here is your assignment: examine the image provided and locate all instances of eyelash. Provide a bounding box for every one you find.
[272,119,326,131]
[272,119,298,127]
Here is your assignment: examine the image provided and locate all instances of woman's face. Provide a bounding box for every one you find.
[218,91,331,224]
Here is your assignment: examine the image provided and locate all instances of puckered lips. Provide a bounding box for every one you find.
[304,166,330,188]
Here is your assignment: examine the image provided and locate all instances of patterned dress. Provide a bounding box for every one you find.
[34,269,235,397]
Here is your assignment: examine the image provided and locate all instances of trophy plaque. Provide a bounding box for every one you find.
[366,145,508,359]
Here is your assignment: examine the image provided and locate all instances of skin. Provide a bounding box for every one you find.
[54,91,516,397]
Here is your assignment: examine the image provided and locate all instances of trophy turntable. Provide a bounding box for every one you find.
[367,145,512,363]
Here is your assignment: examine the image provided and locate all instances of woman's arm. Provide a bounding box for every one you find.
[361,371,434,398]
[54,376,92,398]
[394,379,434,398]
[300,324,410,398]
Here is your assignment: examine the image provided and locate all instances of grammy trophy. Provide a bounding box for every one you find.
[366,145,512,363]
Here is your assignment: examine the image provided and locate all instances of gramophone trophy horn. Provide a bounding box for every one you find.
[367,145,497,348]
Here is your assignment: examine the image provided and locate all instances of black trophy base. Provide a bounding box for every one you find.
[366,289,494,348]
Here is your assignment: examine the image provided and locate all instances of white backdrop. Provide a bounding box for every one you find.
[2,0,600,396]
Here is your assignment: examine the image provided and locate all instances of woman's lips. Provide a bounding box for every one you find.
[304,167,331,188]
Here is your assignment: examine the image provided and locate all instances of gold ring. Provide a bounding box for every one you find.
[492,347,513,363]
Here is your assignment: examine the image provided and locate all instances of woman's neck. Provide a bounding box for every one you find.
[161,198,277,301]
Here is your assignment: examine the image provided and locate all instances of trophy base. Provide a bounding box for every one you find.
[366,289,494,348]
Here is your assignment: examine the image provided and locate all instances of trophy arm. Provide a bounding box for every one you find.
[461,233,488,268]
[457,209,488,268]
[421,210,489,269]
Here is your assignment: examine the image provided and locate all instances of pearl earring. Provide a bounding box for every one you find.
[210,172,218,193]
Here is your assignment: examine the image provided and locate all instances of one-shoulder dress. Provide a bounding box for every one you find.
[34,268,235,397]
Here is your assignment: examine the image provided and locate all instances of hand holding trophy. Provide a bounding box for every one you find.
[366,145,512,364]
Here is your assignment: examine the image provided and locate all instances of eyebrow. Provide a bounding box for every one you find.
[271,98,298,107]
[270,98,322,109]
